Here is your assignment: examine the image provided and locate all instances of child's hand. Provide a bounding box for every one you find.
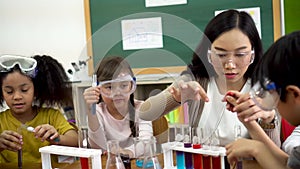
[226,138,259,165]
[0,130,23,152]
[224,91,276,123]
[83,86,101,107]
[34,124,60,144]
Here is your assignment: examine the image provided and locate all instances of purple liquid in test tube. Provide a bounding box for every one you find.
[183,125,192,169]
[184,143,193,169]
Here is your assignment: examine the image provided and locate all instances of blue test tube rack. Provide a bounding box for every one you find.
[162,142,226,169]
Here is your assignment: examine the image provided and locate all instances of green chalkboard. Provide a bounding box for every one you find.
[284,0,300,34]
[89,0,274,69]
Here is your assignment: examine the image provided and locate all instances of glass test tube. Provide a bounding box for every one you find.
[79,128,89,169]
[183,125,193,169]
[212,156,221,169]
[175,124,185,169]
[91,74,97,115]
[211,129,221,169]
[202,156,212,169]
[17,126,23,169]
[235,125,243,169]
[201,128,212,169]
[192,127,202,169]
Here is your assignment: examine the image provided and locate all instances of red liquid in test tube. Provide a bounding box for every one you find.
[202,156,212,169]
[212,156,221,169]
[192,144,203,169]
[80,157,89,169]
[79,128,89,169]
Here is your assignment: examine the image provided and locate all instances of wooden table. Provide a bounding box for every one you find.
[0,153,262,169]
[238,160,263,169]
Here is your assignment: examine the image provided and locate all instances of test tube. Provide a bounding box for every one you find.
[235,125,243,169]
[18,149,22,169]
[192,127,202,169]
[79,128,89,169]
[201,128,212,169]
[183,125,193,169]
[211,129,221,169]
[202,156,211,169]
[91,74,97,115]
[212,156,221,169]
[20,124,60,142]
[17,126,23,169]
[175,124,185,169]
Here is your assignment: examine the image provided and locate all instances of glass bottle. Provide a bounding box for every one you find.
[106,140,125,169]
[142,137,161,169]
[134,136,151,168]
[120,153,131,169]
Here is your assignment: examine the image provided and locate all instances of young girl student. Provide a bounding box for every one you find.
[83,56,153,158]
[0,55,78,163]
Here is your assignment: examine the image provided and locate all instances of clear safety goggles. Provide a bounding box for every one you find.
[207,49,254,68]
[249,79,281,111]
[0,55,37,77]
[99,74,136,98]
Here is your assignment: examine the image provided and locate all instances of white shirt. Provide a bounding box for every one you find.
[283,125,300,155]
[88,100,153,156]
[198,77,251,146]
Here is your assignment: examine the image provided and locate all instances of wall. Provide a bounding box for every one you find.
[284,0,300,34]
[0,0,87,72]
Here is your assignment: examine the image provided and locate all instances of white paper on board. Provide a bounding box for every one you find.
[215,7,262,38]
[121,17,163,50]
[145,0,187,7]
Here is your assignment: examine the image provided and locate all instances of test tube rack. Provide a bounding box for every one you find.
[39,145,102,169]
[162,142,226,169]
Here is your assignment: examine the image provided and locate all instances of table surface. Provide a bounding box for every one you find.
[0,153,263,169]
[0,154,144,169]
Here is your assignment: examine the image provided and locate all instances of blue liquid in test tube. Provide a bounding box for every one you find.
[176,151,185,169]
[91,74,97,115]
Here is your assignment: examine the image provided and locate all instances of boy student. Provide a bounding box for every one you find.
[225,31,300,169]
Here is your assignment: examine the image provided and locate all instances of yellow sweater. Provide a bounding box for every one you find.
[0,107,75,163]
